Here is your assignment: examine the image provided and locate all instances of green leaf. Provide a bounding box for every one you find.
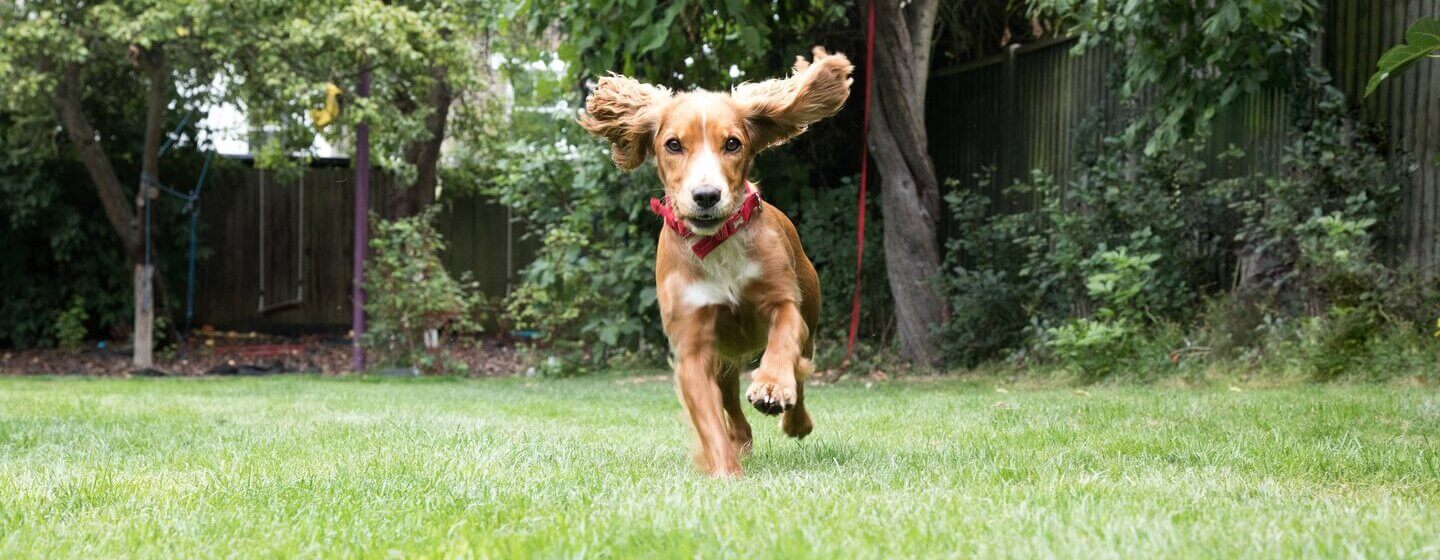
[1366,17,1440,97]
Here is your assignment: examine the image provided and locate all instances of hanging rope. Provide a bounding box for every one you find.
[845,0,877,363]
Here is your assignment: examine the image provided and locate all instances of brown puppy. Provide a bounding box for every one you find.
[580,48,853,478]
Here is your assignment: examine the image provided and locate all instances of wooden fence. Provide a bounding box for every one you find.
[194,160,534,331]
[927,0,1440,273]
[1326,0,1440,272]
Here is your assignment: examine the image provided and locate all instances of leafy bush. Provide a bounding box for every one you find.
[795,176,891,352]
[1295,213,1382,309]
[1044,317,1137,380]
[939,80,1408,379]
[0,107,194,348]
[464,128,663,364]
[1083,247,1162,322]
[54,296,89,351]
[1041,245,1160,378]
[1297,306,1382,381]
[364,209,482,373]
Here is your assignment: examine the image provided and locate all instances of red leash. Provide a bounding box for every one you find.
[845,0,876,363]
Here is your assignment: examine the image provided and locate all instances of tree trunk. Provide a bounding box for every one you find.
[131,47,168,368]
[869,0,945,366]
[389,68,452,218]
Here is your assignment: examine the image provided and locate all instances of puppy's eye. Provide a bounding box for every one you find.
[723,137,742,153]
[664,139,683,154]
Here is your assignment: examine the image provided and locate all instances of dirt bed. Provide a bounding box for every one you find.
[0,333,530,377]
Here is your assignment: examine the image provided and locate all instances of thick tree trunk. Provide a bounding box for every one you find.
[389,68,452,217]
[869,0,945,366]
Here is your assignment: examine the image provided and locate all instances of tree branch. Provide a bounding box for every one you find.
[50,63,141,260]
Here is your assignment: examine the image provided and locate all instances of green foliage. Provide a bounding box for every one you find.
[447,54,664,360]
[527,0,851,88]
[1044,317,1136,380]
[194,0,500,180]
[1042,245,1159,379]
[53,297,90,351]
[0,144,133,347]
[1031,0,1322,154]
[938,1,1422,379]
[364,210,482,372]
[1295,213,1382,308]
[940,84,1401,377]
[795,176,890,342]
[1366,17,1440,97]
[1082,247,1162,322]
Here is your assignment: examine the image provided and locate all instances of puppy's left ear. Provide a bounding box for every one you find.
[733,47,854,149]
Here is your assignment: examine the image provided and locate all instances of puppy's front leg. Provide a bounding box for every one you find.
[671,307,742,478]
[746,302,807,416]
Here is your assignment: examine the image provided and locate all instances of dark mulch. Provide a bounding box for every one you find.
[0,332,530,377]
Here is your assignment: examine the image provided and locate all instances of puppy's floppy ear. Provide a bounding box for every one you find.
[579,75,672,170]
[732,47,854,149]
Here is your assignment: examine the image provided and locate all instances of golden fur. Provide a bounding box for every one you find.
[581,48,853,477]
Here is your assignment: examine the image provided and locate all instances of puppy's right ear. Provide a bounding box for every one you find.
[579,75,671,170]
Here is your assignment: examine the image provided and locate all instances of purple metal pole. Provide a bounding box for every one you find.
[351,66,372,371]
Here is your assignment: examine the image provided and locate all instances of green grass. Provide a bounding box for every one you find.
[2,375,1439,558]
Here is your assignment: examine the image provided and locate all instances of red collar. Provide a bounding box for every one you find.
[649,183,762,259]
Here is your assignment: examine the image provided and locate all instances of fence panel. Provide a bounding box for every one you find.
[194,162,529,331]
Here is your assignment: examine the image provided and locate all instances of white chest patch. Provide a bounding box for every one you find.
[680,232,761,309]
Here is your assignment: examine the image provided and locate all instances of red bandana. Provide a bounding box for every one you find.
[648,183,762,259]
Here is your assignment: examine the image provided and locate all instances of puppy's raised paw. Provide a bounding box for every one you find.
[746,376,796,416]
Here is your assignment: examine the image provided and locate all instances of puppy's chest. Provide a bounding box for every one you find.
[681,235,762,309]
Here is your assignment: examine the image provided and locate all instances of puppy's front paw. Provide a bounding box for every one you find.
[746,371,796,416]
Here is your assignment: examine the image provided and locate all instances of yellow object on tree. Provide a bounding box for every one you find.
[309,83,342,128]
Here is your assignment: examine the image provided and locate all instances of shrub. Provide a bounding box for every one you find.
[364,209,482,373]
[1298,306,1382,381]
[795,176,891,348]
[53,296,89,351]
[476,134,662,366]
[1045,317,1137,380]
[938,67,1407,377]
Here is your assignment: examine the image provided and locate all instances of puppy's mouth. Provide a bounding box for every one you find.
[685,215,725,232]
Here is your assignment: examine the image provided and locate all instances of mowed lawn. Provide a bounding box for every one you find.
[1,375,1438,558]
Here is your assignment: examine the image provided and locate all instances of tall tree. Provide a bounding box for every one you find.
[868,0,945,366]
[2,1,206,367]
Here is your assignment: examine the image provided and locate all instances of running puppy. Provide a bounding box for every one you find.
[580,48,853,477]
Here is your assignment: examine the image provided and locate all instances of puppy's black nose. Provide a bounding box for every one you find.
[692,187,721,210]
